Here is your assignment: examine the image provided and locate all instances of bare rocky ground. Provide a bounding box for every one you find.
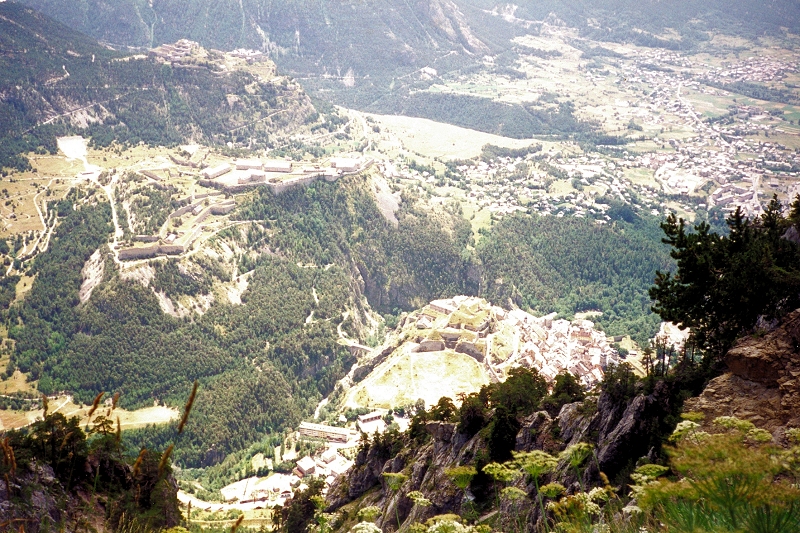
[685,308,800,437]
[78,248,104,303]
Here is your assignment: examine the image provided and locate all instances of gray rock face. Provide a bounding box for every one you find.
[327,421,484,530]
[516,411,558,452]
[592,381,672,479]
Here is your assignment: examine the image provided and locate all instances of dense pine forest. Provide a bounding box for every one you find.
[478,214,673,345]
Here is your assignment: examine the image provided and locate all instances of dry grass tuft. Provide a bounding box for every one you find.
[158,444,174,477]
[178,380,198,434]
[132,448,147,477]
[230,515,244,533]
[87,391,105,418]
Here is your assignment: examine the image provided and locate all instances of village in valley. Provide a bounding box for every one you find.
[0,16,798,521]
[180,294,626,516]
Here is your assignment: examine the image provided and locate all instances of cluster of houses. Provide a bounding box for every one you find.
[214,430,356,510]
[228,48,268,63]
[499,309,621,387]
[710,57,796,84]
[618,50,798,213]
[293,448,354,482]
[148,39,199,63]
[412,296,620,388]
[204,411,398,511]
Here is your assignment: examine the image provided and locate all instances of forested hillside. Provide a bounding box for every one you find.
[0,2,314,172]
[5,174,476,466]
[15,0,491,75]
[19,0,800,63]
[4,170,679,468]
[477,214,673,345]
[234,175,476,313]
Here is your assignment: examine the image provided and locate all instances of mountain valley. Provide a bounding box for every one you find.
[1,1,800,532]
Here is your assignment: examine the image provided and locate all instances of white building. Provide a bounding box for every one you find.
[264,160,294,173]
[296,456,316,477]
[235,159,263,170]
[202,164,231,179]
[330,158,361,173]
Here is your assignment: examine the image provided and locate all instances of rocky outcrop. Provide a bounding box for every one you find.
[326,421,484,531]
[550,381,674,482]
[685,308,800,432]
[0,462,83,533]
[326,311,800,532]
[327,386,676,530]
[682,373,784,431]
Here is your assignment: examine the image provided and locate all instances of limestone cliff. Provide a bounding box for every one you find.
[684,308,800,436]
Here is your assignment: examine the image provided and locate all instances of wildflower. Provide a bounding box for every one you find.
[669,420,699,443]
[513,450,558,480]
[500,486,527,501]
[560,442,593,470]
[482,462,519,482]
[539,482,566,499]
[408,490,432,507]
[745,428,772,444]
[712,416,754,432]
[349,522,381,533]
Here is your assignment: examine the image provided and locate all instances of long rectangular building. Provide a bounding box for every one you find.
[298,421,352,443]
[264,160,293,173]
[202,164,231,179]
[236,159,263,170]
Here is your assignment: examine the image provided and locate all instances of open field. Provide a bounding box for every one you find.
[15,275,35,300]
[0,394,178,431]
[345,346,489,410]
[367,113,541,160]
[623,167,657,187]
[0,175,54,236]
[0,368,36,395]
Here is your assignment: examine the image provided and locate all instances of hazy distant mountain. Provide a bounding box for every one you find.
[13,0,800,112]
[16,0,800,60]
[0,2,315,171]
[14,0,495,76]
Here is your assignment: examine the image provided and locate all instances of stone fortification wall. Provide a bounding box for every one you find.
[199,168,348,195]
[169,154,199,168]
[210,201,236,215]
[195,208,212,225]
[266,174,320,195]
[169,199,206,219]
[193,192,222,201]
[118,244,185,261]
[139,170,162,181]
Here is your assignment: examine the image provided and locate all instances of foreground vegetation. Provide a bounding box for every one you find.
[0,402,184,532]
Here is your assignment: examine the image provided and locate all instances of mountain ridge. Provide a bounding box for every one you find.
[0,2,317,172]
